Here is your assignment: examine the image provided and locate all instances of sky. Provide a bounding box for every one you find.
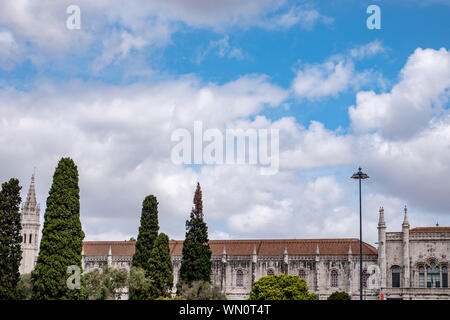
[0,0,449,246]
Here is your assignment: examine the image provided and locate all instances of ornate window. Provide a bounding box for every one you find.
[419,267,425,288]
[267,269,275,276]
[427,263,440,288]
[330,270,338,287]
[443,267,448,288]
[298,269,306,280]
[392,267,401,288]
[236,269,244,287]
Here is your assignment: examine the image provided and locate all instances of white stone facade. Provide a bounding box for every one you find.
[19,174,40,275]
[82,239,379,300]
[18,176,450,300]
[378,207,450,300]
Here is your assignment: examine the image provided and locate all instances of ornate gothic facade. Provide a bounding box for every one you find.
[20,176,450,299]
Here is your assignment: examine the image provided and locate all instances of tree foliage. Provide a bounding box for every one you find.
[128,266,152,300]
[0,178,23,299]
[178,280,226,300]
[81,266,128,300]
[249,274,317,300]
[132,195,159,270]
[147,233,173,299]
[31,158,85,300]
[179,183,212,288]
[16,274,33,300]
[327,291,351,300]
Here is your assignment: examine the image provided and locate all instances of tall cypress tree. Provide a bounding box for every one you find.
[179,183,212,286]
[31,158,85,300]
[148,233,173,299]
[132,195,159,270]
[0,178,22,299]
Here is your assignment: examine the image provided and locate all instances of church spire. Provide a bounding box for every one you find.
[22,173,39,215]
[402,206,409,227]
[378,207,385,227]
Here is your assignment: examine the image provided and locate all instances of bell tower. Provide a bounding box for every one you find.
[19,174,41,274]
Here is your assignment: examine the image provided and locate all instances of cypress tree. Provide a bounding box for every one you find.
[148,233,173,299]
[179,183,212,287]
[0,178,22,299]
[31,158,85,299]
[132,195,159,270]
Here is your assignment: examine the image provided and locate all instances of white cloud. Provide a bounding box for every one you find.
[291,41,387,101]
[0,30,22,70]
[349,47,450,139]
[349,40,386,60]
[0,0,331,71]
[260,4,333,30]
[277,119,354,169]
[196,36,244,64]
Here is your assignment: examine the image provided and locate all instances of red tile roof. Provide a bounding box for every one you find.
[410,227,450,232]
[83,238,377,257]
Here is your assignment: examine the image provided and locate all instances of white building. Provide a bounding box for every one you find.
[378,207,450,300]
[19,174,40,275]
[82,238,379,300]
[20,176,450,299]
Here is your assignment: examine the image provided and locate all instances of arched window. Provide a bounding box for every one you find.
[392,267,400,288]
[427,263,440,288]
[23,234,26,243]
[298,269,306,280]
[236,269,244,287]
[363,270,370,288]
[330,270,338,287]
[419,267,425,288]
[29,233,32,244]
[442,267,448,288]
[267,269,274,276]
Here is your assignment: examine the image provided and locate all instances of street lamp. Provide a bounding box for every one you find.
[351,167,369,301]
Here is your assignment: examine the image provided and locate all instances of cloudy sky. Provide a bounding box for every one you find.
[1,0,449,246]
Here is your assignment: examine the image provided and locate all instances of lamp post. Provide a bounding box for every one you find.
[351,167,369,300]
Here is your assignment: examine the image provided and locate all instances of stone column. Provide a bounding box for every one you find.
[221,247,227,294]
[251,245,257,288]
[283,247,289,275]
[378,207,387,290]
[402,206,410,288]
[315,245,320,295]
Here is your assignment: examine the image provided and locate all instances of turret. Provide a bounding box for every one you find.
[107,245,112,266]
[377,207,386,289]
[283,247,289,274]
[402,206,410,288]
[222,246,227,263]
[315,244,320,293]
[19,173,41,274]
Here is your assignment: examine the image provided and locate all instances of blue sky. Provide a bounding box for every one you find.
[0,0,449,245]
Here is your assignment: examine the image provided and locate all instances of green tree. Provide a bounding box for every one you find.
[178,280,226,300]
[31,158,85,300]
[81,266,128,300]
[148,233,173,299]
[249,274,317,300]
[0,178,22,299]
[178,183,212,289]
[128,266,152,300]
[17,274,33,300]
[327,291,351,300]
[132,195,159,270]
